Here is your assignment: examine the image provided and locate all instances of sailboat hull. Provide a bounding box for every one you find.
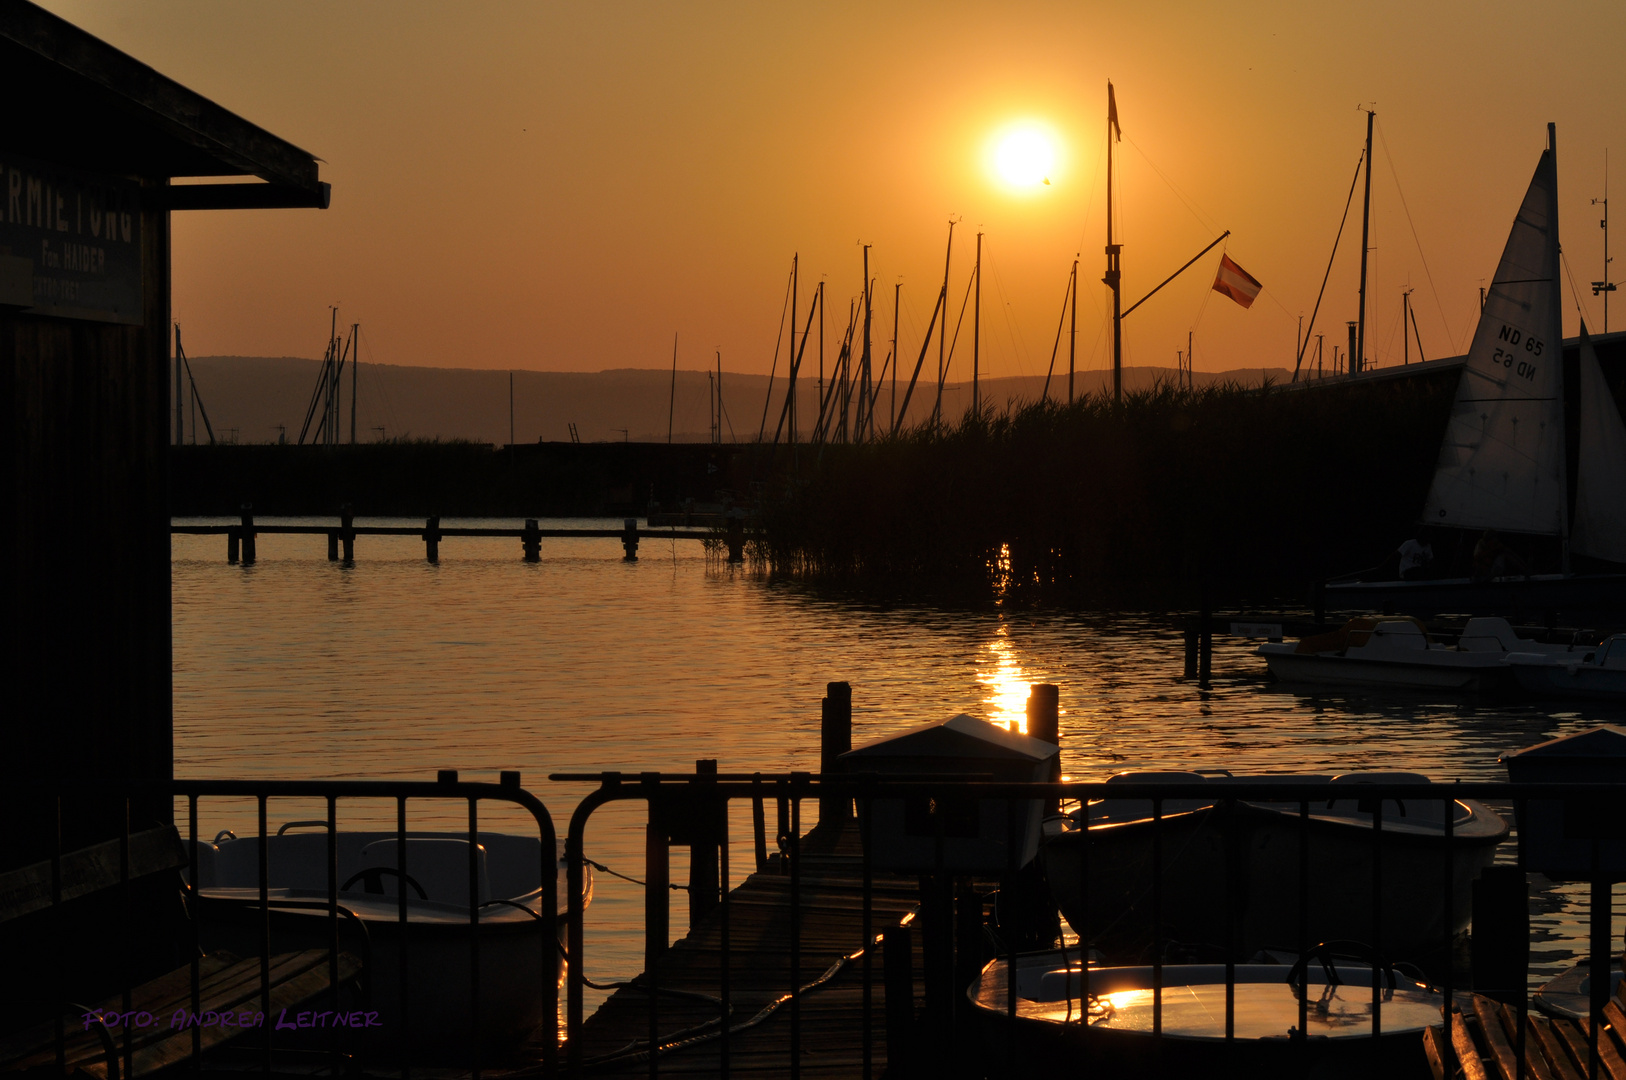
[1323,573,1626,622]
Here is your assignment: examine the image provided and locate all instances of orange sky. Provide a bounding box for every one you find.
[42,0,1626,380]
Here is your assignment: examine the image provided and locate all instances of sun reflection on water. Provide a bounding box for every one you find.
[978,619,1038,733]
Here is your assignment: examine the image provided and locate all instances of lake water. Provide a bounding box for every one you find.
[173,517,1626,1004]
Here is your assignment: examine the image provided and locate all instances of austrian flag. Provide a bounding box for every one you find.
[1212,254,1262,309]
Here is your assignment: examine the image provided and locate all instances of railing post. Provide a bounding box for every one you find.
[239,504,256,564]
[522,518,541,563]
[644,778,669,971]
[622,517,640,562]
[820,682,852,827]
[883,926,915,1076]
[425,515,440,563]
[689,759,720,928]
[340,503,354,561]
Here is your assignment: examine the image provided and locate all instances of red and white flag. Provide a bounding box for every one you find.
[1212,254,1262,309]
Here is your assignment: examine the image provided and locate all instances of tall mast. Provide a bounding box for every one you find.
[173,322,184,445]
[1068,257,1078,403]
[1355,108,1375,375]
[972,232,981,420]
[667,332,677,444]
[1595,149,1615,333]
[1106,81,1123,403]
[328,306,339,445]
[891,282,901,433]
[789,254,798,444]
[861,244,873,439]
[934,219,955,429]
[350,323,359,444]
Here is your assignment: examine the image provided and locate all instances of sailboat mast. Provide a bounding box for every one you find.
[1551,121,1570,573]
[1595,150,1613,333]
[1355,108,1375,375]
[1106,82,1123,403]
[972,232,981,420]
[789,254,798,445]
[861,244,873,440]
[1069,257,1078,403]
[328,306,338,445]
[174,324,184,447]
[935,220,955,429]
[891,282,900,433]
[668,332,677,444]
[350,323,359,444]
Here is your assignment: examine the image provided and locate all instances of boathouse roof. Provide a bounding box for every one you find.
[0,0,327,208]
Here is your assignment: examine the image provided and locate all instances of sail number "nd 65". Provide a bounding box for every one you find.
[1493,324,1544,379]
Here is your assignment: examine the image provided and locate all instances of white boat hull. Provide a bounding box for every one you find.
[1260,647,1509,691]
[192,830,586,1062]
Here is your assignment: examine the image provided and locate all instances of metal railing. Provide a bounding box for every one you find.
[551,771,1626,1080]
[4,775,558,1080]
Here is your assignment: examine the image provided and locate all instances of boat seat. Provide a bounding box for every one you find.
[1459,616,1522,652]
[1602,637,1626,671]
[353,838,491,905]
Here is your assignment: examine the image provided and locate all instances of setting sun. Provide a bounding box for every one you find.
[990,124,1059,192]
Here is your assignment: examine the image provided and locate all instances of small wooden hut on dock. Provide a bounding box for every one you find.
[0,0,327,866]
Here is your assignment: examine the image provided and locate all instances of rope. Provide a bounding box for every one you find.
[577,916,915,1070]
[580,857,687,892]
[1376,121,1461,354]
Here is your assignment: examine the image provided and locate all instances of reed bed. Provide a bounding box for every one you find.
[756,376,1456,607]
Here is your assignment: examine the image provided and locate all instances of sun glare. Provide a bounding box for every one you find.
[990,124,1059,193]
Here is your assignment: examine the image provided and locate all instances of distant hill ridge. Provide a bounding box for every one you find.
[178,355,1291,445]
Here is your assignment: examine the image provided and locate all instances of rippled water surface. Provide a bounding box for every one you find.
[174,517,1626,998]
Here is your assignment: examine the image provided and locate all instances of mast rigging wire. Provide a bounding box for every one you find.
[1375,122,1459,354]
[1292,151,1366,381]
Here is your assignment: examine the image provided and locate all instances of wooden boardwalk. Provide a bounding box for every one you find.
[561,826,922,1077]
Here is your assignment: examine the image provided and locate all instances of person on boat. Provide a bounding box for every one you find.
[1397,533,1435,581]
[1472,530,1529,581]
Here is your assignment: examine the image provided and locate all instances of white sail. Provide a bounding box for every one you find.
[1420,142,1566,537]
[1572,323,1626,563]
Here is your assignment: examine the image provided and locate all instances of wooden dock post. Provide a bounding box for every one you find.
[726,513,745,564]
[621,518,639,562]
[326,529,338,561]
[688,759,720,928]
[883,925,916,1072]
[227,527,239,563]
[339,504,355,561]
[238,504,256,564]
[1024,683,1059,745]
[820,681,853,827]
[424,516,440,564]
[522,518,541,563]
[1183,622,1198,678]
[643,776,670,971]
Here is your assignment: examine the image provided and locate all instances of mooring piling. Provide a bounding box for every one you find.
[522,518,541,562]
[340,504,355,561]
[237,505,256,564]
[621,518,639,562]
[819,681,853,826]
[424,516,441,563]
[726,512,745,564]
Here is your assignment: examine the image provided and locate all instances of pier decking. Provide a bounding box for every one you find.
[558,825,920,1078]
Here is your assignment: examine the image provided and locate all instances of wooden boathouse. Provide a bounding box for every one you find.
[0,1,327,867]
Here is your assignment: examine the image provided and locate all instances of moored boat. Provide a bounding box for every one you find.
[968,949,1442,1077]
[1037,772,1507,963]
[1506,634,1626,701]
[1257,616,1584,692]
[191,827,589,1062]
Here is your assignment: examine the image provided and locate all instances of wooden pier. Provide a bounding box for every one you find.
[558,824,923,1078]
[172,510,747,565]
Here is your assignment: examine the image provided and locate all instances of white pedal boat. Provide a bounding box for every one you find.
[191,827,589,1062]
